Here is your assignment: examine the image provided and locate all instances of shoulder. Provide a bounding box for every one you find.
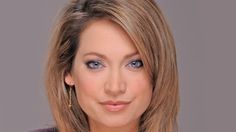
[30,127,57,132]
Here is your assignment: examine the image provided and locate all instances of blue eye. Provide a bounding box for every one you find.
[85,60,104,69]
[128,59,143,69]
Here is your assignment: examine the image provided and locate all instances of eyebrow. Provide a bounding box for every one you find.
[83,51,139,60]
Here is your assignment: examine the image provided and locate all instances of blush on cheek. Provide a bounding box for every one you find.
[76,75,102,97]
[132,78,152,105]
[132,76,152,91]
[77,81,95,94]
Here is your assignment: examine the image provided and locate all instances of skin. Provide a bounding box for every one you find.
[65,19,152,132]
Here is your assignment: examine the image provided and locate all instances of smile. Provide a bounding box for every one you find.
[100,101,131,112]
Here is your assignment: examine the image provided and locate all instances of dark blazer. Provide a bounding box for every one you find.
[30,127,57,132]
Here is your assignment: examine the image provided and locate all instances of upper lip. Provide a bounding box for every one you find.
[100,100,131,105]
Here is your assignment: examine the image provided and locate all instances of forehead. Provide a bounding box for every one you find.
[77,19,137,55]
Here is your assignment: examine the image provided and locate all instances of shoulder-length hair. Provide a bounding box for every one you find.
[45,0,179,132]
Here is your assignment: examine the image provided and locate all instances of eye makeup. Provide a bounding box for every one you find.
[85,59,105,70]
[127,59,143,69]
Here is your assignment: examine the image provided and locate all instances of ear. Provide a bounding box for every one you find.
[64,73,75,86]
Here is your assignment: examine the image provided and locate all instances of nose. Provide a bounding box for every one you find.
[104,69,127,97]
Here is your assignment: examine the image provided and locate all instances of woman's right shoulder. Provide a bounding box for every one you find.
[30,127,57,132]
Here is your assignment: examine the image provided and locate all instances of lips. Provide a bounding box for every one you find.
[100,101,131,112]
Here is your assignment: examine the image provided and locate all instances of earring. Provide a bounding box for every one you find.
[68,86,72,108]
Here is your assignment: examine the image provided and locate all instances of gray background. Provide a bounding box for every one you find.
[0,0,235,132]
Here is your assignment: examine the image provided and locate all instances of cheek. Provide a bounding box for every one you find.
[74,71,105,100]
[132,79,152,102]
[73,71,105,114]
[133,73,152,93]
[127,73,152,117]
[126,72,152,96]
[126,73,152,110]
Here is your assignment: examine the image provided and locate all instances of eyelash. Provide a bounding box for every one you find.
[85,59,143,70]
[85,60,104,70]
[127,59,143,69]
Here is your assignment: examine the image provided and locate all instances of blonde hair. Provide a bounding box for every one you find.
[45,0,179,132]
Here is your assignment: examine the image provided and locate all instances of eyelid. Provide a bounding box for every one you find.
[126,59,143,69]
[85,59,105,70]
[128,58,142,63]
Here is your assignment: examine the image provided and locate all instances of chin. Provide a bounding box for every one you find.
[104,121,127,127]
[100,116,137,128]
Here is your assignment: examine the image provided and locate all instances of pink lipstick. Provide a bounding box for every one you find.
[100,101,130,112]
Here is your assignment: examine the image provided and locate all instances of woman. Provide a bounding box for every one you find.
[40,0,179,132]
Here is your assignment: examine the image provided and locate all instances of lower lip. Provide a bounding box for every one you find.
[102,104,129,112]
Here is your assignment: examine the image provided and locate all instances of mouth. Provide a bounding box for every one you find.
[99,101,131,112]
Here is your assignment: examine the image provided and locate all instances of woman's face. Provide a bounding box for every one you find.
[65,19,152,130]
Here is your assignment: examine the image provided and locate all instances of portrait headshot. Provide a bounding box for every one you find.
[1,0,236,132]
[41,0,179,132]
